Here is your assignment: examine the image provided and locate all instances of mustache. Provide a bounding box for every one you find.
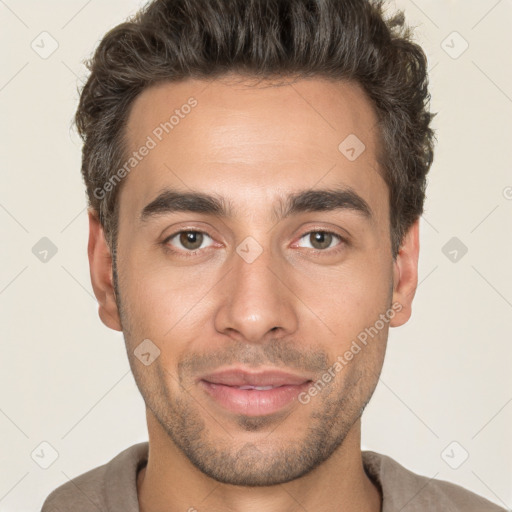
[177,338,330,379]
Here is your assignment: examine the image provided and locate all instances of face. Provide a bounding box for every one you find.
[89,75,419,486]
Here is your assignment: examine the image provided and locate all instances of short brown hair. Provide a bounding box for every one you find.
[75,0,435,258]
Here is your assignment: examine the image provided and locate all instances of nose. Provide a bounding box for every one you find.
[213,245,299,344]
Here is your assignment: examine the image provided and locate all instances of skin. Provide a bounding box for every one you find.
[88,75,419,512]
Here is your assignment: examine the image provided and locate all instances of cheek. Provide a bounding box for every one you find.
[291,255,393,342]
[118,248,222,341]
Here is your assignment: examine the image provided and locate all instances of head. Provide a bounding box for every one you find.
[82,0,435,486]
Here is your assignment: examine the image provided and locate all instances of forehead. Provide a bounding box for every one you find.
[120,76,386,222]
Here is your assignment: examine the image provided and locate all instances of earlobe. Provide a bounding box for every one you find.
[390,219,420,328]
[87,210,122,331]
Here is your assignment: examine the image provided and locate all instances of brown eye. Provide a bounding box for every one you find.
[309,232,333,250]
[179,231,203,250]
[166,231,212,251]
[297,231,342,251]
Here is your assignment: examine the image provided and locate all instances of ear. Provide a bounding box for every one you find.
[390,218,420,327]
[87,209,122,331]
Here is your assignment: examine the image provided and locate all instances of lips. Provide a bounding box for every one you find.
[199,368,311,387]
[198,368,313,416]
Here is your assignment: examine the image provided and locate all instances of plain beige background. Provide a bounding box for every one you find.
[0,0,511,510]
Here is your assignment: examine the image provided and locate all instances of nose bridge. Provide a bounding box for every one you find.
[214,239,298,342]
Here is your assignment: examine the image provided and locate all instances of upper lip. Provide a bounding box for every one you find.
[199,368,313,387]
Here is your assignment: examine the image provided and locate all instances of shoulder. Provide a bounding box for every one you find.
[41,462,109,511]
[362,450,507,512]
[40,442,148,511]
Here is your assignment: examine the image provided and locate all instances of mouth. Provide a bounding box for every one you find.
[198,368,313,417]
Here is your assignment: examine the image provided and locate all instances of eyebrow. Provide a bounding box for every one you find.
[140,186,372,223]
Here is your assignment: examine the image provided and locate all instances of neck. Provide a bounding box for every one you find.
[137,410,381,512]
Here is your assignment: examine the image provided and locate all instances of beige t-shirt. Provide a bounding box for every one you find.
[41,442,507,511]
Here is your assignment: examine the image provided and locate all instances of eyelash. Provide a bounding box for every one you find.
[161,229,348,258]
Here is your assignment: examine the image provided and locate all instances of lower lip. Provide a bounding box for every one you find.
[200,381,311,416]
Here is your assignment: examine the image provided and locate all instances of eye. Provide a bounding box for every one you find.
[296,230,344,251]
[164,230,214,252]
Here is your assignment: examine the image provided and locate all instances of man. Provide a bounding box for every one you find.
[41,0,506,510]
